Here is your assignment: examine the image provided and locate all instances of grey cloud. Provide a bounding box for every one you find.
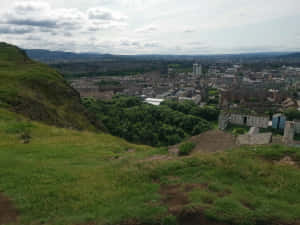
[13,1,50,12]
[4,18,57,28]
[144,42,160,48]
[135,25,157,33]
[184,29,195,33]
[0,25,34,34]
[120,40,141,47]
[88,8,126,21]
[0,1,127,36]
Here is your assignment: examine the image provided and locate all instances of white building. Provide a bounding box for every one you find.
[145,98,164,106]
[193,63,202,76]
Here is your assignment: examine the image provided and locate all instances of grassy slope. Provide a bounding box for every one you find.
[0,42,102,130]
[0,108,300,225]
[1,42,300,225]
[0,108,166,225]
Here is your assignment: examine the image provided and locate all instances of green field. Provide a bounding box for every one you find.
[1,42,300,225]
[1,108,300,225]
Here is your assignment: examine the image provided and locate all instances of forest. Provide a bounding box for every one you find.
[82,96,217,146]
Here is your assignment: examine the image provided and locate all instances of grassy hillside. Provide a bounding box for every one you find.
[0,42,102,130]
[0,108,300,225]
[1,42,300,225]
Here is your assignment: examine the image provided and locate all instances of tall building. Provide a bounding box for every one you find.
[193,63,202,76]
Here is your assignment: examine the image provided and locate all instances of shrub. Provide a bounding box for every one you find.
[5,121,33,134]
[179,142,196,156]
[232,128,247,136]
[161,215,178,225]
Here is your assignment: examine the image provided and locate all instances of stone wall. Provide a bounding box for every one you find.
[294,121,300,134]
[230,114,245,125]
[237,133,272,145]
[283,121,295,144]
[218,112,230,130]
[229,114,269,128]
[246,115,269,128]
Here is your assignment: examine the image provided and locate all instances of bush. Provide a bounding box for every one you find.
[179,142,196,156]
[161,215,178,225]
[232,128,247,136]
[5,121,34,134]
[284,108,300,120]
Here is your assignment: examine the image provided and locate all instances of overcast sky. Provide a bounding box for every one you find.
[0,0,300,54]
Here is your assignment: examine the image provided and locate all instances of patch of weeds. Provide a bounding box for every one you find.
[5,121,34,134]
[232,128,247,136]
[205,197,254,225]
[161,215,178,225]
[189,189,217,205]
[179,142,196,156]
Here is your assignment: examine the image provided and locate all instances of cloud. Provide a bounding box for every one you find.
[88,8,126,21]
[0,1,127,34]
[0,25,34,34]
[1,0,300,54]
[135,25,157,33]
[144,42,160,48]
[184,27,196,33]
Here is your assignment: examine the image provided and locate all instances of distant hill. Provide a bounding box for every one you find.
[278,52,300,59]
[0,42,104,130]
[25,49,110,63]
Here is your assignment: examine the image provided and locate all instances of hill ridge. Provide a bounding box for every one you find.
[0,42,103,130]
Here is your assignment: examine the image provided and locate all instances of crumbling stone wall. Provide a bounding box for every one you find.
[230,114,245,125]
[283,121,295,144]
[237,133,272,145]
[230,114,269,128]
[218,112,230,130]
[293,121,300,134]
[246,115,269,128]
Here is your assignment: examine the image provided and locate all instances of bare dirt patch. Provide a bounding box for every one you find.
[169,130,237,155]
[160,184,189,214]
[140,155,174,162]
[190,130,237,153]
[277,156,298,167]
[159,183,231,225]
[178,210,229,225]
[0,192,18,225]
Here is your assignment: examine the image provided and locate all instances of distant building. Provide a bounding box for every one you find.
[193,63,202,76]
[145,98,164,106]
[272,114,286,130]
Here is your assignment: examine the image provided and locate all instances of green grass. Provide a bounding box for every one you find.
[1,44,300,225]
[178,142,196,156]
[0,42,100,130]
[226,124,249,136]
[0,108,167,225]
[151,146,300,225]
[0,108,300,225]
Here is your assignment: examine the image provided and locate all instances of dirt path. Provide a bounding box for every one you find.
[169,130,237,155]
[160,184,189,214]
[0,192,18,225]
[159,184,229,225]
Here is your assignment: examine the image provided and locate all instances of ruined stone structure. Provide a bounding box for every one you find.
[249,127,260,135]
[283,121,295,144]
[218,112,230,130]
[293,121,300,134]
[230,114,269,128]
[237,132,272,145]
